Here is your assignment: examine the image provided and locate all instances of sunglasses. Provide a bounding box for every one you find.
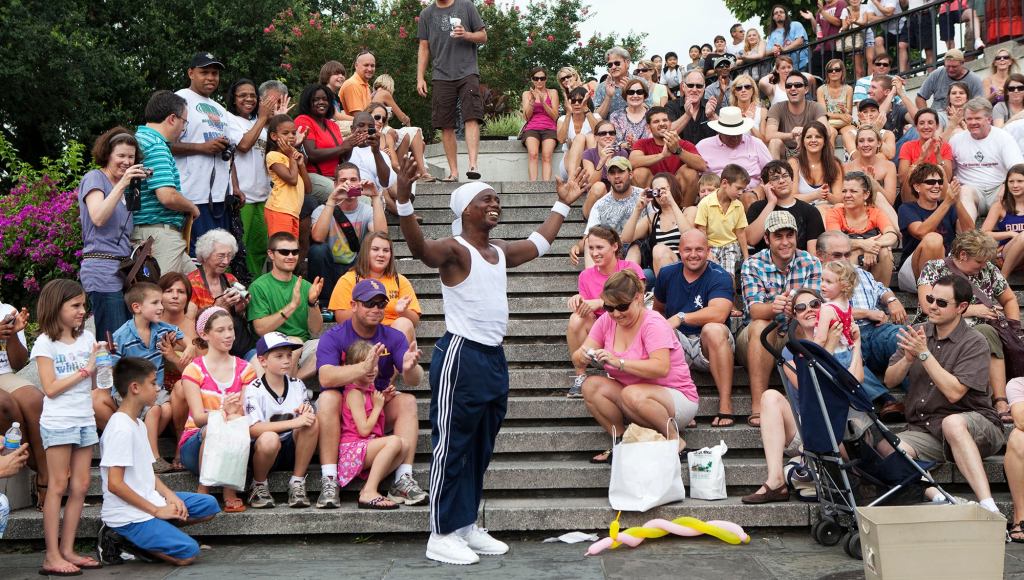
[570,98,585,104]
[359,299,389,310]
[684,82,705,89]
[1008,85,1024,93]
[603,302,632,313]
[925,294,951,308]
[635,68,650,73]
[793,299,822,313]
[624,89,646,96]
[828,68,843,73]
[595,130,616,137]
[874,61,891,67]
[733,84,753,91]
[532,76,547,81]
[607,60,623,68]
[995,55,1012,61]
[785,82,806,89]
[372,114,386,121]
[272,248,300,256]
[921,178,944,186]
[828,251,852,259]
[559,75,573,82]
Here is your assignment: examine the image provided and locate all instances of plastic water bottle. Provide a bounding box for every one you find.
[95,342,114,390]
[2,422,21,456]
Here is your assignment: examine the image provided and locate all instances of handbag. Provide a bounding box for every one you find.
[944,257,1024,379]
[608,422,686,512]
[199,410,251,490]
[687,440,729,501]
[634,211,659,271]
[118,237,161,292]
[838,26,864,52]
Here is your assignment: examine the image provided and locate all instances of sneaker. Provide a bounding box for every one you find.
[316,476,340,509]
[461,525,509,555]
[96,524,125,566]
[288,479,310,508]
[567,374,586,398]
[388,473,428,506]
[426,532,480,565]
[248,481,275,509]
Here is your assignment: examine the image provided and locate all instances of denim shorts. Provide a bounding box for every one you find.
[41,424,98,449]
[179,430,204,475]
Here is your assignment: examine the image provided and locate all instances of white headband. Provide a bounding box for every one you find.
[450,182,494,236]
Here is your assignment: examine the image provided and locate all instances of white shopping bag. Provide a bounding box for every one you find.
[687,440,728,500]
[199,410,251,490]
[608,423,685,512]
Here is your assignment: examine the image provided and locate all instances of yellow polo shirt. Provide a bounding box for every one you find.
[695,193,748,247]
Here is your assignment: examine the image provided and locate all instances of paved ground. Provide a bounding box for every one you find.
[5,530,1024,579]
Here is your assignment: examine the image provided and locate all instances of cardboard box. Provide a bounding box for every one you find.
[858,504,1006,580]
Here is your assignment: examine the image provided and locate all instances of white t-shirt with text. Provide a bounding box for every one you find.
[174,88,232,205]
[30,331,96,430]
[950,127,1024,191]
[0,304,27,376]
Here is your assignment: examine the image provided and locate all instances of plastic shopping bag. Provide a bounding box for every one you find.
[608,424,685,512]
[199,410,251,490]
[687,440,728,500]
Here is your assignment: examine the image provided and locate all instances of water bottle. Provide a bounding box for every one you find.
[2,422,21,456]
[95,342,114,390]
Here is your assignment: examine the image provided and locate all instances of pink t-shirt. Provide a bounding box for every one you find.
[1007,377,1024,406]
[587,309,698,402]
[577,260,645,317]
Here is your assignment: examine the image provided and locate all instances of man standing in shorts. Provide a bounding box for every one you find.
[392,155,584,565]
[417,0,487,182]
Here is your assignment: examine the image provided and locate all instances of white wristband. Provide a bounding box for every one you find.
[551,201,571,218]
[528,231,551,256]
[396,201,415,217]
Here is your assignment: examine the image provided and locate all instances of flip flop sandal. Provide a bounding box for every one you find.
[223,498,247,513]
[69,558,102,570]
[466,170,481,180]
[37,567,82,577]
[590,449,612,464]
[440,174,458,182]
[358,496,399,510]
[1008,521,1024,544]
[747,413,761,428]
[417,174,436,182]
[712,413,736,428]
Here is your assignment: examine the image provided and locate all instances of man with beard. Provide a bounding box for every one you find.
[569,158,644,268]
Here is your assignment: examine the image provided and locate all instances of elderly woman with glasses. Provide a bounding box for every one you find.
[186,228,247,315]
[826,171,899,284]
[915,229,1021,423]
[520,67,561,181]
[573,269,699,464]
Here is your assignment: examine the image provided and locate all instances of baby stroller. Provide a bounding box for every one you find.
[759,321,956,559]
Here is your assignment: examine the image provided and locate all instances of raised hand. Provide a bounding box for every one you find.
[395,295,412,314]
[290,275,304,307]
[402,341,422,373]
[556,172,587,206]
[395,153,418,204]
[307,276,324,306]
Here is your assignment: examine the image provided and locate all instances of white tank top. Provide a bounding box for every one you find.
[441,236,509,346]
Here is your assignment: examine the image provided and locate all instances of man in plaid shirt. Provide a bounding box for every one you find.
[737,211,821,427]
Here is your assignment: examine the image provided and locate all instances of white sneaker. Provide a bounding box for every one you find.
[461,525,509,555]
[426,533,480,565]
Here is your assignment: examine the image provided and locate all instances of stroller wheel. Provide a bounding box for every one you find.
[843,531,862,560]
[814,517,843,546]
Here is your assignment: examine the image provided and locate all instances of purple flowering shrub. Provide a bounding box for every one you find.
[0,136,88,307]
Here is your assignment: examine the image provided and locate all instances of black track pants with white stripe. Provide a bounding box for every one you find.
[428,332,509,535]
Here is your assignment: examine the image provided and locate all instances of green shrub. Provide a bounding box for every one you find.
[482,113,525,137]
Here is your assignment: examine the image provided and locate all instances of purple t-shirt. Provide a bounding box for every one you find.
[316,320,409,391]
[581,147,630,182]
[77,169,133,293]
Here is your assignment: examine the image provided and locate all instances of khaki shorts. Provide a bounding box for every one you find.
[131,225,196,275]
[676,329,735,372]
[897,412,1005,462]
[972,323,1003,358]
[0,373,35,394]
[432,75,484,129]
[735,323,786,366]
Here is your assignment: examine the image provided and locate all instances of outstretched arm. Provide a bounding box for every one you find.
[496,171,587,268]
[393,154,459,268]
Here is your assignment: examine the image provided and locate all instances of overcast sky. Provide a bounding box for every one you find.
[576,0,762,65]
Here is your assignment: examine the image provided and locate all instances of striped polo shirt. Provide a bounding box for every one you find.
[134,125,185,228]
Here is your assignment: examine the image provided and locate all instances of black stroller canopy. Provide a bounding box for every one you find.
[792,338,874,454]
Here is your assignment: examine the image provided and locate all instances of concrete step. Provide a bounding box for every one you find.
[406,193,562,209]
[416,318,575,339]
[405,274,578,297]
[389,207,586,225]
[394,239,578,257]
[417,295,578,317]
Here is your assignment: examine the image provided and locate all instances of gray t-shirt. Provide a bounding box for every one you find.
[584,187,643,235]
[917,69,984,110]
[77,169,133,293]
[417,0,485,81]
[766,100,827,146]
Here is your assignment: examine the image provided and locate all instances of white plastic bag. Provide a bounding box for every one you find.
[687,440,728,500]
[199,410,251,490]
[608,424,685,512]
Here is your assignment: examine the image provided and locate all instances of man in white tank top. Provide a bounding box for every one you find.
[392,156,585,565]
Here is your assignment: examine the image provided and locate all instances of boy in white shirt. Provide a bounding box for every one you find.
[97,358,220,567]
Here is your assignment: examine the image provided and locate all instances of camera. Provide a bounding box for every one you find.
[230,282,249,300]
[644,189,662,199]
[367,127,376,136]
[220,143,237,161]
[347,186,363,198]
[125,168,152,212]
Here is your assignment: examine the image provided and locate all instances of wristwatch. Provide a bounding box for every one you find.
[618,358,626,371]
[918,351,931,362]
[677,311,687,325]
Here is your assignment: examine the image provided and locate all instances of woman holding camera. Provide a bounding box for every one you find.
[78,126,150,340]
[186,229,248,316]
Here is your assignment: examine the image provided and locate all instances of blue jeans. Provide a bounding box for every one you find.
[858,322,904,375]
[832,349,889,402]
[88,291,130,343]
[306,243,352,309]
[189,202,231,257]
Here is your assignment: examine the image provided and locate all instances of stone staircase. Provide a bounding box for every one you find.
[4,179,1018,540]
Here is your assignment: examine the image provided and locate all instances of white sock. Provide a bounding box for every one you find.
[979,497,999,513]
[289,475,305,485]
[455,523,475,537]
[253,479,267,486]
[931,493,947,503]
[321,464,338,479]
[395,464,413,482]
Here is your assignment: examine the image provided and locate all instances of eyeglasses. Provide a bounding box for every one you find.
[624,89,646,96]
[559,75,573,82]
[607,60,623,68]
[874,61,891,67]
[532,76,547,81]
[570,98,585,104]
[595,130,616,137]
[828,68,844,73]
[925,294,951,308]
[359,299,389,310]
[921,178,944,186]
[372,114,386,121]
[272,248,300,256]
[1008,85,1024,93]
[767,173,790,183]
[684,82,705,89]
[793,299,822,313]
[785,82,806,89]
[733,84,754,91]
[175,114,189,131]
[828,251,852,259]
[603,302,632,312]
[995,55,1012,61]
[635,68,650,73]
